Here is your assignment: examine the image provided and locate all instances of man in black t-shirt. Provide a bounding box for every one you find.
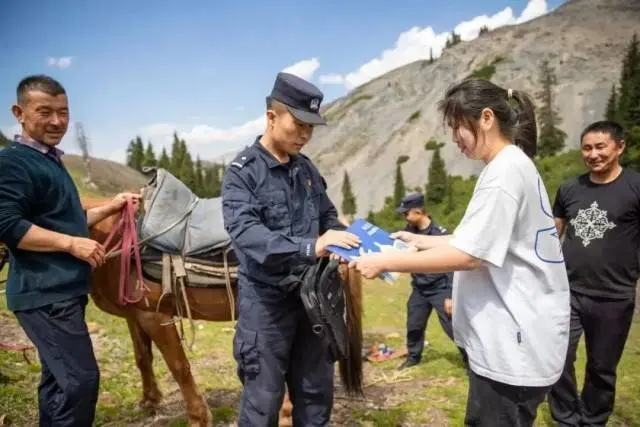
[548,121,640,427]
[394,193,456,370]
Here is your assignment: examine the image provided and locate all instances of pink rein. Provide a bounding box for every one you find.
[103,198,148,306]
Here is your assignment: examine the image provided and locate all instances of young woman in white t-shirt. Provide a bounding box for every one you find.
[350,78,571,426]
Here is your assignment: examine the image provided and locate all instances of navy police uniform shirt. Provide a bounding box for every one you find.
[221,137,346,301]
[405,218,452,294]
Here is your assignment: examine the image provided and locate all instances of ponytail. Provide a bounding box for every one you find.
[509,89,538,159]
[438,79,539,160]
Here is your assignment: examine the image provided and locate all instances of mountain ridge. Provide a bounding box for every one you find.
[302,0,639,217]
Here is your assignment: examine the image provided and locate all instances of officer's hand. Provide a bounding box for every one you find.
[390,231,420,246]
[315,230,360,257]
[68,237,106,269]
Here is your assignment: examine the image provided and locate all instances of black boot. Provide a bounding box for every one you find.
[398,357,420,370]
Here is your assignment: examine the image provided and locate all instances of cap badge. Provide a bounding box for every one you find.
[310,98,320,111]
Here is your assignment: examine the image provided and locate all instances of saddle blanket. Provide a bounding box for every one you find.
[138,168,231,257]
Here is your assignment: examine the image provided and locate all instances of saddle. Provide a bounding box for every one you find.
[132,168,240,328]
[298,257,350,363]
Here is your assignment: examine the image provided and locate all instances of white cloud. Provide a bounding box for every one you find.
[319,0,549,90]
[282,57,320,80]
[46,56,73,69]
[319,73,345,85]
[517,0,548,24]
[1,123,21,138]
[120,115,267,162]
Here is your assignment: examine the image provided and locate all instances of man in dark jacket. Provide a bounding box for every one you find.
[0,74,139,426]
[394,192,455,369]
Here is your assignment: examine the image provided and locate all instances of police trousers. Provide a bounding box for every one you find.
[406,286,454,362]
[233,292,334,427]
[14,295,100,427]
[547,291,635,426]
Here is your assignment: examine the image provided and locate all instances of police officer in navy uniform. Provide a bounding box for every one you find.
[221,72,361,426]
[395,192,457,370]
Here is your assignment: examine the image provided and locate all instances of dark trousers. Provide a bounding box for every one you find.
[406,286,454,362]
[465,369,549,426]
[233,292,334,427]
[547,291,635,426]
[14,295,100,427]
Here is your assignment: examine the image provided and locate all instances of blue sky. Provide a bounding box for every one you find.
[0,0,565,163]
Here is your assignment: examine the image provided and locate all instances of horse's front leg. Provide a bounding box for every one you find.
[135,311,212,427]
[126,315,162,411]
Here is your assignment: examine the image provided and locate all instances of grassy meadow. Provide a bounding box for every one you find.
[2,265,640,426]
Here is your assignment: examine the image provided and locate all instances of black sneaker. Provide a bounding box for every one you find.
[397,358,420,370]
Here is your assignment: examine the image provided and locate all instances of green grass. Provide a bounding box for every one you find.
[2,264,640,425]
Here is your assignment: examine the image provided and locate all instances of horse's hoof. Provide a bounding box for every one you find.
[138,398,159,413]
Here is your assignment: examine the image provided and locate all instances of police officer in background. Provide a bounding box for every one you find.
[221,72,360,426]
[394,193,456,370]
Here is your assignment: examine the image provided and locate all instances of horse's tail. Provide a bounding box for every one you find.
[338,265,364,396]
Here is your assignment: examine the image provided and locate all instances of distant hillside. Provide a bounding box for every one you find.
[62,154,149,197]
[0,131,149,196]
[302,0,640,217]
[0,131,9,147]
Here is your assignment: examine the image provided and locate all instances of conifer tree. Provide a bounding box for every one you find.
[179,151,196,190]
[341,170,357,219]
[425,142,447,205]
[394,155,409,205]
[611,33,640,168]
[143,140,157,168]
[126,136,145,171]
[157,147,171,170]
[605,84,618,122]
[536,60,567,157]
[194,156,203,196]
[170,132,184,176]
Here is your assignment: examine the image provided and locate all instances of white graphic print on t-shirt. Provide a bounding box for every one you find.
[569,201,616,247]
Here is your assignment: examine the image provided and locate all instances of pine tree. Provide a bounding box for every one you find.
[425,142,447,205]
[126,136,145,171]
[170,132,184,176]
[143,141,157,168]
[194,156,203,196]
[179,151,196,190]
[157,147,171,170]
[536,60,567,157]
[429,48,434,64]
[618,33,640,129]
[605,84,618,122]
[613,33,640,168]
[341,171,357,219]
[445,30,461,49]
[445,174,454,213]
[394,155,409,205]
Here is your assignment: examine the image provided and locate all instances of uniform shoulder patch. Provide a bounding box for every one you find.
[230,147,256,169]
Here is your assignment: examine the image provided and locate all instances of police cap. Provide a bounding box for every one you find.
[396,192,424,213]
[268,72,326,125]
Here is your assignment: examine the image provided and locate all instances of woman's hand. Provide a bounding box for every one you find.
[348,253,386,279]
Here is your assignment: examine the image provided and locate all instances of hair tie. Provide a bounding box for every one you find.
[507,88,513,99]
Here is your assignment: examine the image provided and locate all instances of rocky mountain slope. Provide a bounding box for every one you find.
[305,0,640,217]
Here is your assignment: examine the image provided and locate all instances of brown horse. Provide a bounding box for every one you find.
[83,197,364,427]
